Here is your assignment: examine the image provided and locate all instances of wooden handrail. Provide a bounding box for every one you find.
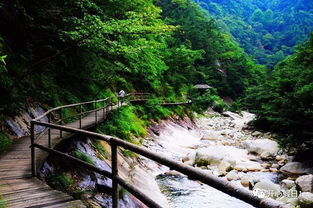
[31,121,287,208]
[34,93,147,121]
[30,94,287,208]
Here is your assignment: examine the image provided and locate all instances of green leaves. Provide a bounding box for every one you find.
[0,55,7,65]
[195,0,313,68]
[245,34,313,148]
[0,55,7,73]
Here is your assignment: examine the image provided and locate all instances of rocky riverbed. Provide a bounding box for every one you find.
[39,108,313,208]
[143,109,313,208]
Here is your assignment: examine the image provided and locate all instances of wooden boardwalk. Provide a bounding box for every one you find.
[0,106,114,208]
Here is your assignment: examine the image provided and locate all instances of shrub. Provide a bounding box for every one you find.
[189,88,229,113]
[49,173,75,192]
[137,98,171,122]
[0,133,12,155]
[91,140,108,159]
[97,106,147,143]
[71,150,95,166]
[229,100,242,113]
[121,149,137,158]
[0,194,6,208]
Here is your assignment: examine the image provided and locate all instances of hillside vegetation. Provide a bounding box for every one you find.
[0,0,312,152]
[245,33,313,150]
[0,0,261,117]
[196,0,313,68]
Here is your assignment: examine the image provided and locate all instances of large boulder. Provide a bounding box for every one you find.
[195,145,248,166]
[296,175,313,192]
[242,139,279,155]
[253,180,281,199]
[298,192,313,208]
[281,179,296,190]
[234,160,262,172]
[195,145,264,172]
[280,162,313,175]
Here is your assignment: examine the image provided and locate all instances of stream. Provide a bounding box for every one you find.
[40,109,301,207]
[141,110,283,208]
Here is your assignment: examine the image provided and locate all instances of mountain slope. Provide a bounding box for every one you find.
[196,0,313,68]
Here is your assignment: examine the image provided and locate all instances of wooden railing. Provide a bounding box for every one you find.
[30,94,287,208]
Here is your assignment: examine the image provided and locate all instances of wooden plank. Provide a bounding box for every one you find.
[5,190,71,204]
[43,200,86,208]
[1,186,52,196]
[0,103,121,208]
[8,195,76,208]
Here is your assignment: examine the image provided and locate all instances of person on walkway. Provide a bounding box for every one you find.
[118,89,125,105]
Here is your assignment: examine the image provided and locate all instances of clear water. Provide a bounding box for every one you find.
[157,175,255,208]
[146,115,280,208]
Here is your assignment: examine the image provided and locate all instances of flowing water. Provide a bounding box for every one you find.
[156,174,254,208]
[143,113,279,208]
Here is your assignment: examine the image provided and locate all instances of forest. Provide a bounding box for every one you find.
[1,0,313,207]
[0,0,312,158]
[196,0,313,68]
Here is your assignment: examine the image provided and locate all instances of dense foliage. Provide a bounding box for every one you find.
[155,0,264,97]
[97,106,147,144]
[196,0,313,68]
[0,0,262,119]
[245,33,313,149]
[0,133,12,154]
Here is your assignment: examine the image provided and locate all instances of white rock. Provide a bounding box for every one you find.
[277,197,298,207]
[242,139,279,155]
[241,174,254,187]
[269,168,278,173]
[201,131,221,141]
[195,145,247,166]
[280,162,313,175]
[276,155,286,161]
[261,163,271,168]
[298,192,313,208]
[218,160,233,174]
[272,164,280,169]
[252,131,262,137]
[281,179,296,190]
[246,163,262,171]
[182,152,196,166]
[253,180,281,199]
[226,170,239,181]
[296,175,313,192]
[260,151,275,160]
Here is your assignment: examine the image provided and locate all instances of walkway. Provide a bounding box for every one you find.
[0,105,116,208]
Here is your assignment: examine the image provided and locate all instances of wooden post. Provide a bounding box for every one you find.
[48,113,51,148]
[31,121,36,177]
[59,108,62,138]
[79,105,82,129]
[111,142,119,208]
